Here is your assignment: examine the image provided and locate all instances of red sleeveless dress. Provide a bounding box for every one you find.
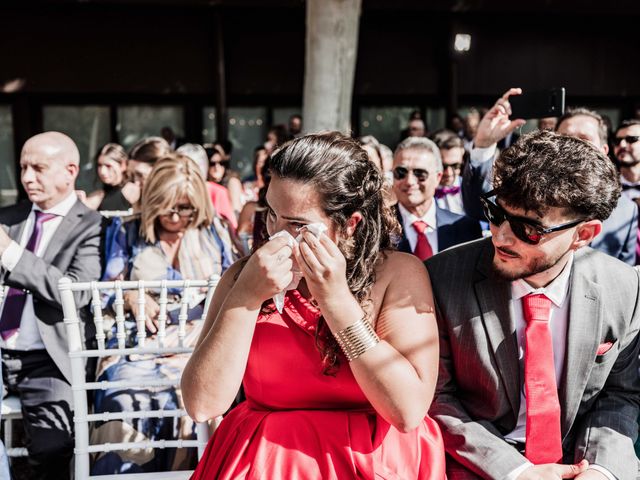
[190,290,446,479]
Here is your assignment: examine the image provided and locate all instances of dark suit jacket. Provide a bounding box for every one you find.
[0,200,103,384]
[426,238,640,480]
[394,203,482,254]
[461,150,639,264]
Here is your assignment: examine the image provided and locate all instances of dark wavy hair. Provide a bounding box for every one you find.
[493,129,620,221]
[268,131,400,374]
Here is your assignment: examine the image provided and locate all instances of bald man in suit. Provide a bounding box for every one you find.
[0,132,102,479]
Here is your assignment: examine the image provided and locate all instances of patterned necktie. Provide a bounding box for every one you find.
[522,293,563,464]
[412,220,433,261]
[0,211,58,339]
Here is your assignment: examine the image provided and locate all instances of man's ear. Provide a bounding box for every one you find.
[572,219,602,249]
[346,212,363,237]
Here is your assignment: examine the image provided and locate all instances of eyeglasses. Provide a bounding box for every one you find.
[443,163,463,171]
[613,135,640,146]
[480,190,585,245]
[393,166,430,181]
[161,206,197,218]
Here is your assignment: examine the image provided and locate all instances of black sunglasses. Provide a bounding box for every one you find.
[393,166,429,181]
[480,190,585,245]
[613,135,640,146]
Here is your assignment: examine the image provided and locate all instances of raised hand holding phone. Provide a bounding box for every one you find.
[474,87,527,148]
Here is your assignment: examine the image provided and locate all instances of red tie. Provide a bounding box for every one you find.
[412,220,433,261]
[522,293,563,464]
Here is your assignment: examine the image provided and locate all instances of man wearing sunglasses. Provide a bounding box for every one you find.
[614,119,640,202]
[432,130,467,216]
[392,137,481,261]
[463,91,638,266]
[427,130,640,480]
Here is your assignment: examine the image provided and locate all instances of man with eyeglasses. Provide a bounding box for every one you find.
[432,130,467,215]
[392,137,481,261]
[614,119,640,201]
[427,129,640,480]
[463,92,638,265]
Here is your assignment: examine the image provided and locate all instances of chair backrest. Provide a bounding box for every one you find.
[59,275,220,480]
[99,208,134,219]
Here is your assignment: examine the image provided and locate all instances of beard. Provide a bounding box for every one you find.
[617,153,640,167]
[491,245,572,282]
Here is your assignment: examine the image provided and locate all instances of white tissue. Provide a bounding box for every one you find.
[269,223,328,313]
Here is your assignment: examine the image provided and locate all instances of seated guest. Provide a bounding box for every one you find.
[0,131,102,480]
[93,154,233,475]
[128,136,172,209]
[182,132,446,479]
[392,136,481,260]
[177,143,237,230]
[208,143,244,218]
[432,130,466,215]
[428,129,640,480]
[85,143,138,210]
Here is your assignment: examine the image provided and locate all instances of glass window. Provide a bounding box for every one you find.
[43,105,111,193]
[359,106,420,149]
[0,106,17,207]
[117,105,184,151]
[272,107,302,129]
[425,107,446,133]
[202,107,218,144]
[227,107,267,178]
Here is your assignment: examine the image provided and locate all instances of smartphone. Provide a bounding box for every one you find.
[510,88,565,120]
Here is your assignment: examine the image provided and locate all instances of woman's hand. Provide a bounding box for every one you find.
[233,236,294,309]
[294,231,352,309]
[124,289,161,333]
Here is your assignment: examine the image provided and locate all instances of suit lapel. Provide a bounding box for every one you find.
[42,200,86,263]
[559,250,601,438]
[393,205,412,253]
[6,202,32,242]
[473,241,521,417]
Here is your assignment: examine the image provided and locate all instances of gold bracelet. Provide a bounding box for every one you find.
[334,317,380,362]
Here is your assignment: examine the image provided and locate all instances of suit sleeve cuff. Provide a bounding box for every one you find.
[589,465,616,480]
[470,143,497,166]
[504,460,534,480]
[1,241,24,272]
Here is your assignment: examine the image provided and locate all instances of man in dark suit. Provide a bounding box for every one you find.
[463,90,638,264]
[0,132,102,479]
[392,136,481,259]
[428,130,640,480]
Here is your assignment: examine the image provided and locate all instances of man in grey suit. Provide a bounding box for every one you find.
[0,132,102,479]
[427,130,640,480]
[462,90,638,265]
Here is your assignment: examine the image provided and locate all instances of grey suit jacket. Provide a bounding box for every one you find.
[426,238,640,480]
[0,200,103,384]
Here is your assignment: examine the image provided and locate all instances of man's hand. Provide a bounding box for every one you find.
[0,226,12,256]
[474,87,527,148]
[516,459,589,480]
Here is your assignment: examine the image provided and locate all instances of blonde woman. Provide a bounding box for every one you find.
[93,154,233,475]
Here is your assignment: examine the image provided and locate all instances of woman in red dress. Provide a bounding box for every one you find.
[182,132,446,479]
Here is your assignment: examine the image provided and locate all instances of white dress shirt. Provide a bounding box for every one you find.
[0,192,78,350]
[397,201,439,254]
[504,254,614,480]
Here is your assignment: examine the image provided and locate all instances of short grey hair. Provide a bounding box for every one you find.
[394,136,443,171]
[177,143,209,179]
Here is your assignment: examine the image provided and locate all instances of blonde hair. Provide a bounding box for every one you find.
[140,154,214,243]
[129,136,171,164]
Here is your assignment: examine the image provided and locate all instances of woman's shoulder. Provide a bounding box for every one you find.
[376,250,429,280]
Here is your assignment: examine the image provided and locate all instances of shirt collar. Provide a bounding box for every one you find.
[398,200,438,231]
[510,253,574,308]
[620,175,640,187]
[32,191,78,217]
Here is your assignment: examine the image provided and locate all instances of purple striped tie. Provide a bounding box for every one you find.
[0,211,57,339]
